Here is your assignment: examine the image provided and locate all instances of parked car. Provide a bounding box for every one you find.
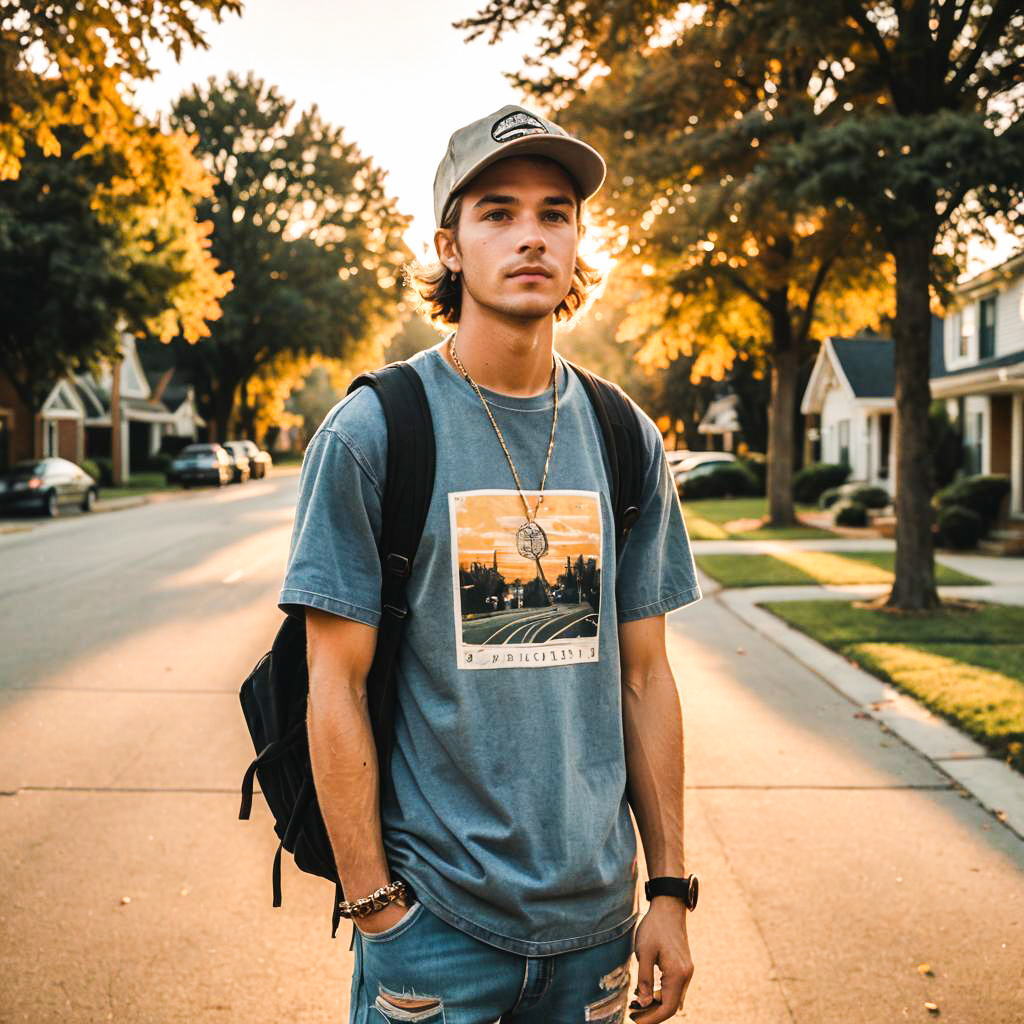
[227,439,273,479]
[672,452,737,487]
[0,457,98,517]
[665,449,694,469]
[167,443,234,488]
[221,441,252,483]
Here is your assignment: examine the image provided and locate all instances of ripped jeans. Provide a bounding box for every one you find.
[349,899,634,1024]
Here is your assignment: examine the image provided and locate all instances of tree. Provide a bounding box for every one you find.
[460,1,894,526]
[757,0,1024,608]
[168,73,412,440]
[0,122,230,423]
[0,0,241,180]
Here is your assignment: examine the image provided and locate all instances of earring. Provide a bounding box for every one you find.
[449,269,459,282]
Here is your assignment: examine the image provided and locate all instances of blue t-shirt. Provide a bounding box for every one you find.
[278,342,701,956]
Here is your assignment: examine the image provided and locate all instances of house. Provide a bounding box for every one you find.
[697,393,741,452]
[0,372,87,469]
[801,247,1024,521]
[932,249,1024,518]
[0,330,206,477]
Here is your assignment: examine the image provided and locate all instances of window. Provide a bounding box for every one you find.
[979,295,996,360]
[838,420,850,467]
[964,410,984,475]
[958,304,975,359]
[43,420,58,457]
[878,414,892,480]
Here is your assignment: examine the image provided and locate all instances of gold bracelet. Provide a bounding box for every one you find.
[337,878,409,920]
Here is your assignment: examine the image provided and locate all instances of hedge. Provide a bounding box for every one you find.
[937,505,985,550]
[793,462,851,504]
[848,485,891,510]
[679,463,760,500]
[934,475,1010,533]
[835,501,869,527]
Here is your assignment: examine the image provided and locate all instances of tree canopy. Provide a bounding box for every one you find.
[168,73,411,440]
[0,0,242,180]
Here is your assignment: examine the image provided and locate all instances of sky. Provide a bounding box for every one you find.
[134,0,1019,276]
[134,0,536,256]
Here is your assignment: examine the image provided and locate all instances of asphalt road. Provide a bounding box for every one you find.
[2,472,1022,1023]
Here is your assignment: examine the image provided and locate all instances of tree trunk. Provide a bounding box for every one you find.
[766,296,797,526]
[887,231,939,610]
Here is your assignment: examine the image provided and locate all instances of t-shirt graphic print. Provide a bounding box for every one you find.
[449,488,602,670]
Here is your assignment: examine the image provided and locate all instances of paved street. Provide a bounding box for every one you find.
[2,476,1023,1022]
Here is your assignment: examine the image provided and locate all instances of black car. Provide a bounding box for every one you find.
[220,441,252,483]
[167,443,234,487]
[227,439,273,479]
[0,458,98,517]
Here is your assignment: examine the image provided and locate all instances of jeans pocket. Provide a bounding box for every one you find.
[357,901,424,943]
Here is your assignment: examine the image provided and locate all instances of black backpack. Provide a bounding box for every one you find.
[238,356,646,941]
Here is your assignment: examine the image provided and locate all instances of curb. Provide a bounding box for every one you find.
[713,583,1024,843]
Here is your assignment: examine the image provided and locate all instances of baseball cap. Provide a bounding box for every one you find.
[433,104,607,227]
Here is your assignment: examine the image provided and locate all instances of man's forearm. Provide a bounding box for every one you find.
[621,654,686,878]
[306,678,392,900]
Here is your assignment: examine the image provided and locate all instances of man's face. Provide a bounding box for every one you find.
[437,155,579,323]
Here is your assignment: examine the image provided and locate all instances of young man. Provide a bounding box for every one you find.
[278,104,701,1024]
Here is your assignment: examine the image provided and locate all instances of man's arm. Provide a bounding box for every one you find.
[305,606,409,933]
[619,613,695,1023]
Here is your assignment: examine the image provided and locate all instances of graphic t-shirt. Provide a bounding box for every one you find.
[278,343,701,956]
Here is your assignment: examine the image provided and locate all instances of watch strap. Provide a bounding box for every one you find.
[645,874,698,910]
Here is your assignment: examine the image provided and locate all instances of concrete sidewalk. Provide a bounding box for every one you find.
[667,590,1024,1022]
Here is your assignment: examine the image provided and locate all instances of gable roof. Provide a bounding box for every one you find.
[829,337,894,399]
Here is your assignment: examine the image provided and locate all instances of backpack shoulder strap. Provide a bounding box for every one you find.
[345,360,435,792]
[565,360,646,559]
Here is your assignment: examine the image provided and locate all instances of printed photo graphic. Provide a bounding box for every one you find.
[449,489,602,670]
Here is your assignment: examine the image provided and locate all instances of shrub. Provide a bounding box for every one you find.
[78,458,101,484]
[679,463,759,500]
[737,453,766,496]
[792,462,851,504]
[92,456,113,486]
[928,402,963,490]
[835,501,868,527]
[849,485,891,509]
[934,474,1010,533]
[140,452,171,473]
[937,504,984,550]
[819,486,844,510]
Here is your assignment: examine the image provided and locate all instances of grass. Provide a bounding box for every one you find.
[682,497,834,540]
[761,599,1024,771]
[100,472,180,500]
[696,551,986,588]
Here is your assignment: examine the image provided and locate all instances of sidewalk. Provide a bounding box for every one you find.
[667,588,1024,1022]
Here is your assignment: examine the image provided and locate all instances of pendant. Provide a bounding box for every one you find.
[516,519,549,559]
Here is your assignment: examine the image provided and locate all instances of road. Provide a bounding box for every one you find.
[461,602,598,645]
[2,473,1022,1022]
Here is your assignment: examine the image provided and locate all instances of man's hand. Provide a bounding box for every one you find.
[629,899,694,1022]
[353,899,416,936]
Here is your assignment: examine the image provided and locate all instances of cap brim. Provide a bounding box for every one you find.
[443,135,606,222]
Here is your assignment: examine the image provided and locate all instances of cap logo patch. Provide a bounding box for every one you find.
[491,111,548,143]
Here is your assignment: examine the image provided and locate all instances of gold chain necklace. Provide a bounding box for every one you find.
[448,334,559,561]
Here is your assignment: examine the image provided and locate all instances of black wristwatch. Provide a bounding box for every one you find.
[645,874,699,911]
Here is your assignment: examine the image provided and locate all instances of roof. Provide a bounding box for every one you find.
[829,337,894,399]
[698,393,741,434]
[931,347,1024,381]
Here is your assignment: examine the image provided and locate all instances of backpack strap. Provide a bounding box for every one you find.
[345,361,436,803]
[566,361,646,559]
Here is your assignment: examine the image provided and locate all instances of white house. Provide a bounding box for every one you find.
[932,248,1024,517]
[800,334,899,488]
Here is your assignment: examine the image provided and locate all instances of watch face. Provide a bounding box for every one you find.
[687,875,699,910]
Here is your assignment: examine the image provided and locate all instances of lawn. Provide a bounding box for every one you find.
[682,497,833,540]
[762,600,1024,772]
[696,551,986,588]
[100,472,180,500]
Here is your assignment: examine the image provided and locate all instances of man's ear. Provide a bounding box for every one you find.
[434,228,461,274]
